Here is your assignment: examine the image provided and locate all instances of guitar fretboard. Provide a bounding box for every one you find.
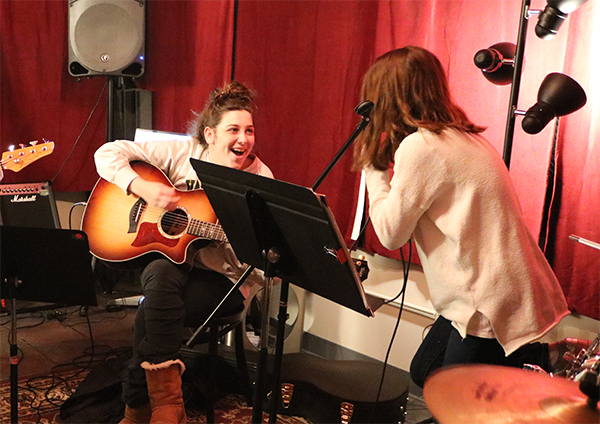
[189,219,228,242]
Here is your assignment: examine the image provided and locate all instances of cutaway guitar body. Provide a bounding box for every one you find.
[82,161,227,266]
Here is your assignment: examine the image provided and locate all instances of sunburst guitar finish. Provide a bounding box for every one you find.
[82,161,227,266]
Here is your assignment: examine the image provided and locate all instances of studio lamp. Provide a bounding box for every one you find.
[521,72,587,134]
[535,0,589,40]
[473,0,589,168]
[473,42,516,85]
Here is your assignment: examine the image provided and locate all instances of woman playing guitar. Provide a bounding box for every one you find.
[92,81,273,424]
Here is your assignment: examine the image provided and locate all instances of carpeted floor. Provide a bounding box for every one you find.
[0,369,311,424]
[1,303,431,423]
[1,369,89,424]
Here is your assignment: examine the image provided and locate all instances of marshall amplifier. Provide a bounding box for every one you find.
[0,181,61,229]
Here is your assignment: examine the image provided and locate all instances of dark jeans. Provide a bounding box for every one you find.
[410,316,550,388]
[123,259,245,407]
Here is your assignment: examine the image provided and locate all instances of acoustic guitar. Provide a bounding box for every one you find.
[81,161,226,266]
[1,140,55,173]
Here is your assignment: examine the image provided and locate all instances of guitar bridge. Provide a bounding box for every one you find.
[129,198,146,233]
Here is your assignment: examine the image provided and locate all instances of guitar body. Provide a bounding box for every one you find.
[82,162,223,265]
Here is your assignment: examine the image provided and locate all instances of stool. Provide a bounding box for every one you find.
[182,304,253,423]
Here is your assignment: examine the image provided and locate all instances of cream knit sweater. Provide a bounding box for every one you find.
[365,128,569,355]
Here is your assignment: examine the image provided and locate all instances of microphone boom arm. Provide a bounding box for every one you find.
[312,101,374,191]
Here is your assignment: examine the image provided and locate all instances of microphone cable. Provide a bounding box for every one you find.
[368,240,412,422]
[50,80,108,183]
[354,211,413,422]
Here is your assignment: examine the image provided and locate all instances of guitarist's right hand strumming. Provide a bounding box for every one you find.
[129,177,181,211]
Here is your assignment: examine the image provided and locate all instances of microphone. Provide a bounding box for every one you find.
[355,100,374,118]
[473,43,515,86]
[355,100,374,131]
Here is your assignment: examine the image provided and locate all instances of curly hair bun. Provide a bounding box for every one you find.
[210,81,255,105]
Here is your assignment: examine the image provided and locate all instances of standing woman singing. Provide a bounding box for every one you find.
[353,46,571,387]
[94,81,272,423]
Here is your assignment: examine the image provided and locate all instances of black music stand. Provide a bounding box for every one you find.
[190,158,373,423]
[0,226,97,424]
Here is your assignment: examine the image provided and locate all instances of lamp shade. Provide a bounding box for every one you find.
[536,0,589,40]
[521,73,587,134]
[473,42,515,85]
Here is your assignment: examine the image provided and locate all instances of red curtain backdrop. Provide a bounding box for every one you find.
[549,2,600,319]
[1,0,598,319]
[234,0,379,236]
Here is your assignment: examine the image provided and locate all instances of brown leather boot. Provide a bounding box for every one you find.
[119,403,152,424]
[141,359,187,424]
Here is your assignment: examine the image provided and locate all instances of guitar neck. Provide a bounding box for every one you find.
[189,218,228,243]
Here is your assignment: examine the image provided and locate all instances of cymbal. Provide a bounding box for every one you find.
[423,364,599,424]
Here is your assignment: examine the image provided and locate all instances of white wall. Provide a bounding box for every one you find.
[55,192,88,230]
[303,249,600,372]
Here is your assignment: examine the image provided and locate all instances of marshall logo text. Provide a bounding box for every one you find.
[10,194,38,203]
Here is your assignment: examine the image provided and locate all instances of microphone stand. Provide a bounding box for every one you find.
[8,277,21,424]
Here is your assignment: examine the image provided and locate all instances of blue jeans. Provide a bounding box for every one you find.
[123,259,245,408]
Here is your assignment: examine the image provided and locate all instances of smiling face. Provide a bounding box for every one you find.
[204,110,255,170]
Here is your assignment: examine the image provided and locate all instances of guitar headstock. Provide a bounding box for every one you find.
[1,139,55,172]
[352,255,370,282]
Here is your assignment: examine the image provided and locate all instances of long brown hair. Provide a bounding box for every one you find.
[353,46,486,170]
[188,81,256,146]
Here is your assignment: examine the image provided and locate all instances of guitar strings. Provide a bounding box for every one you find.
[1,147,50,168]
[139,204,227,240]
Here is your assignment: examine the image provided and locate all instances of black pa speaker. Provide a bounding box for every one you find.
[68,0,146,78]
[0,181,61,229]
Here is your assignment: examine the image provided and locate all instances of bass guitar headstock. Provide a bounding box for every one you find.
[1,139,55,172]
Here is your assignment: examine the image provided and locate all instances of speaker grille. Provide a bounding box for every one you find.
[68,0,145,77]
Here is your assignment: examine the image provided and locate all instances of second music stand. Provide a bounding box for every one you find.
[0,226,97,424]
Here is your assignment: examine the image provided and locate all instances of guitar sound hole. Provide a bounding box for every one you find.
[161,209,188,236]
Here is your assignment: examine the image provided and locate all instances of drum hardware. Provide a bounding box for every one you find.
[522,363,547,374]
[569,234,600,251]
[565,333,600,380]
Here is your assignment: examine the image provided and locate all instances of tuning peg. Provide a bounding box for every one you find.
[30,140,38,145]
[8,145,15,152]
[19,144,26,149]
